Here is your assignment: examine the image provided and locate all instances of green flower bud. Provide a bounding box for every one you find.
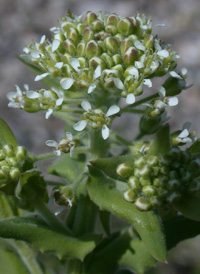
[123,189,136,202]
[123,47,138,66]
[67,27,79,43]
[168,179,180,190]
[120,38,134,56]
[89,57,104,69]
[6,157,18,167]
[15,146,27,161]
[117,18,134,36]
[112,54,123,65]
[9,167,20,180]
[62,21,74,32]
[106,14,119,26]
[76,23,84,34]
[105,24,118,35]
[139,177,150,186]
[116,163,133,178]
[143,34,154,49]
[128,176,140,190]
[147,155,158,166]
[84,11,97,25]
[85,40,101,58]
[1,166,10,175]
[135,197,151,211]
[3,144,14,157]
[138,165,150,177]
[92,20,104,32]
[0,170,6,179]
[77,43,85,57]
[83,27,94,42]
[101,53,114,68]
[150,196,161,207]
[134,156,146,168]
[105,37,119,53]
[0,152,4,161]
[167,192,181,203]
[143,185,156,196]
[63,39,76,54]
[54,186,75,206]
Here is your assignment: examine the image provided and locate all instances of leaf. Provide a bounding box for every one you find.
[0,217,101,260]
[0,191,20,219]
[90,155,135,182]
[0,248,29,274]
[188,138,200,154]
[164,216,200,250]
[99,211,111,235]
[18,55,61,90]
[0,118,18,148]
[87,166,167,262]
[48,154,86,182]
[148,124,171,156]
[85,230,155,274]
[174,193,200,221]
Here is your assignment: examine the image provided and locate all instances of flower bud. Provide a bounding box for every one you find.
[63,39,76,55]
[112,54,123,65]
[106,14,119,26]
[167,192,180,203]
[117,18,134,35]
[77,43,85,57]
[138,165,150,177]
[9,167,20,180]
[84,11,97,25]
[0,170,6,179]
[123,47,138,66]
[83,27,94,42]
[100,53,114,68]
[105,37,119,53]
[62,21,74,32]
[150,196,161,207]
[147,155,158,166]
[76,23,84,34]
[168,179,180,190]
[143,185,156,196]
[1,166,10,175]
[135,197,151,211]
[15,146,27,161]
[105,24,118,35]
[143,34,154,49]
[128,176,140,190]
[116,163,133,178]
[85,40,101,59]
[67,27,79,43]
[134,156,146,168]
[139,177,150,186]
[3,144,14,157]
[54,186,75,207]
[120,38,134,56]
[6,157,18,167]
[123,189,136,202]
[92,20,104,32]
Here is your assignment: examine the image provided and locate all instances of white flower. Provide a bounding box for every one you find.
[114,78,136,105]
[46,132,75,156]
[35,72,50,81]
[158,86,178,107]
[7,85,24,109]
[73,101,120,140]
[175,129,192,144]
[45,97,63,119]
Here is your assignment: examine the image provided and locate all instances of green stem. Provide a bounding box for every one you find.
[122,92,158,110]
[110,130,132,146]
[89,128,109,160]
[33,198,73,236]
[120,108,145,114]
[135,131,145,140]
[35,152,55,161]
[66,259,84,274]
[61,106,84,114]
[63,99,82,104]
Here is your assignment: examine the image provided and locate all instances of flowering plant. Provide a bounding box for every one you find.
[0,10,200,274]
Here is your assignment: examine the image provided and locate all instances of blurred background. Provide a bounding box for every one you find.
[0,0,200,273]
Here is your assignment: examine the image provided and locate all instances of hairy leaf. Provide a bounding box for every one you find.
[0,118,18,148]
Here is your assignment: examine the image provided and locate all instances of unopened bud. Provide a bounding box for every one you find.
[85,40,100,58]
[123,189,136,202]
[84,11,97,25]
[101,53,114,68]
[123,47,138,66]
[112,54,123,65]
[0,170,6,179]
[135,197,151,211]
[150,196,161,207]
[168,179,180,190]
[6,157,18,167]
[106,14,119,26]
[105,24,118,35]
[83,27,94,42]
[116,163,133,177]
[143,34,154,49]
[10,167,20,180]
[138,165,150,177]
[167,192,180,203]
[105,37,119,53]
[143,185,156,196]
[117,18,134,36]
[92,20,104,32]
[67,28,79,43]
[63,39,76,55]
[147,155,158,166]
[15,146,27,161]
[3,144,14,157]
[128,176,140,190]
[134,156,146,168]
[120,38,134,56]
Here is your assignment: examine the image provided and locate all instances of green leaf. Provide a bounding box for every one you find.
[48,154,86,182]
[0,248,30,274]
[163,76,186,96]
[174,193,200,221]
[188,138,200,154]
[0,217,101,260]
[90,155,135,182]
[0,191,20,219]
[99,211,111,235]
[18,55,61,90]
[148,124,171,156]
[164,216,200,250]
[87,166,167,261]
[0,118,18,148]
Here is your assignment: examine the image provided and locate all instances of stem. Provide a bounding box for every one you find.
[120,108,145,114]
[61,106,84,114]
[122,92,158,109]
[33,198,73,235]
[63,99,82,104]
[89,128,109,160]
[110,130,132,146]
[66,259,84,274]
[35,152,55,161]
[135,132,145,140]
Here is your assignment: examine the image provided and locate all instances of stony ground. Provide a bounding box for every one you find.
[0,1,200,273]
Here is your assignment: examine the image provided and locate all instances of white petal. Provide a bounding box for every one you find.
[45,108,53,119]
[135,61,144,69]
[156,101,167,109]
[60,78,74,90]
[8,102,19,108]
[143,79,152,88]
[7,92,17,101]
[126,94,136,104]
[180,68,187,77]
[81,100,91,112]
[30,50,43,59]
[26,90,41,99]
[150,61,159,72]
[134,40,146,51]
[88,84,96,94]
[70,58,80,72]
[178,129,189,139]
[23,47,29,54]
[24,84,29,91]
[168,97,178,106]
[158,86,166,99]
[55,62,63,69]
[52,39,60,52]
[129,67,139,79]
[154,40,162,51]
[73,120,87,131]
[114,78,124,90]
[35,73,50,81]
[157,50,169,59]
[45,140,58,147]
[154,24,166,27]
[93,65,101,80]
[55,98,63,106]
[106,105,120,117]
[55,150,61,156]
[66,132,73,141]
[15,85,22,96]
[40,35,46,44]
[102,125,109,140]
[169,71,182,79]
[182,137,192,143]
[70,145,75,157]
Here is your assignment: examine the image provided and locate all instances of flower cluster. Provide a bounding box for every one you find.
[7,85,63,119]
[117,147,200,211]
[0,144,27,187]
[21,11,180,104]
